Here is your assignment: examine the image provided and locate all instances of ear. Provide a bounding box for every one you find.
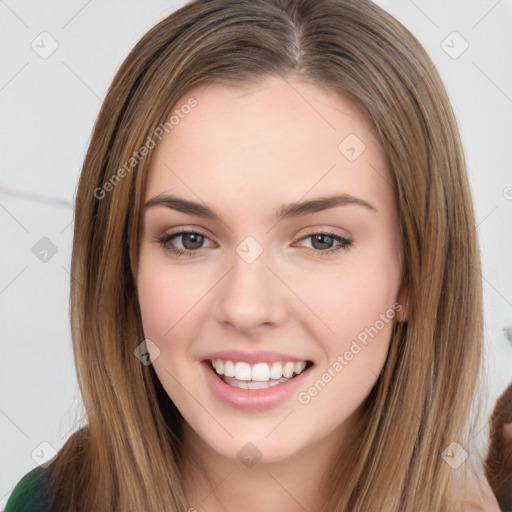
[394,285,409,323]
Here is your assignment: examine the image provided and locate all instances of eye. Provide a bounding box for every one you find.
[295,231,352,256]
[154,229,352,258]
[154,229,215,257]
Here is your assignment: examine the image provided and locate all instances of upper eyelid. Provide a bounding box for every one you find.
[161,227,350,245]
[164,227,214,242]
[160,231,351,260]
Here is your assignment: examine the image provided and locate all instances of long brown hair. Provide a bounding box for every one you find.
[45,0,484,510]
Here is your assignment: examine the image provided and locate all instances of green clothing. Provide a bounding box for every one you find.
[5,465,510,512]
[3,466,53,512]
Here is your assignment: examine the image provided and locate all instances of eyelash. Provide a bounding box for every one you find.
[154,228,353,258]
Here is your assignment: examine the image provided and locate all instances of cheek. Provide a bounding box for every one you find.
[137,274,176,340]
[136,251,204,344]
[296,268,398,414]
[300,256,400,343]
[290,236,401,395]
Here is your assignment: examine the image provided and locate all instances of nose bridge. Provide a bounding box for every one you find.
[216,236,284,330]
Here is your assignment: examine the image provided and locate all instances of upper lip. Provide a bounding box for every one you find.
[202,349,313,365]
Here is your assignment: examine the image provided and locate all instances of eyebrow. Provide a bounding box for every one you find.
[143,193,378,220]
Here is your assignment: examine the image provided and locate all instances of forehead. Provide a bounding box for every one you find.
[144,75,394,221]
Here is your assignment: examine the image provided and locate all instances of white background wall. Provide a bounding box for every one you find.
[1,0,511,507]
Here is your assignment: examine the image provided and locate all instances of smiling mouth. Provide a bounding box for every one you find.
[207,359,314,390]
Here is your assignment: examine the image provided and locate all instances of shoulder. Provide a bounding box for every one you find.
[3,466,54,512]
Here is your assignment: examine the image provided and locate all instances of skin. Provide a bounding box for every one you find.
[135,75,407,511]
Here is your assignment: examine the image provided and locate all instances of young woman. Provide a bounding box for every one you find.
[4,0,501,510]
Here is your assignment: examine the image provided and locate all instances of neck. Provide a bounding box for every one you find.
[179,411,360,512]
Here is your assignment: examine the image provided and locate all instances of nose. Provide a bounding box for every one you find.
[215,249,287,333]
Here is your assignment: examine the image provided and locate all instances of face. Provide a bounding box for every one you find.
[136,75,405,465]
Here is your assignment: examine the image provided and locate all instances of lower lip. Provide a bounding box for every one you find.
[201,361,313,411]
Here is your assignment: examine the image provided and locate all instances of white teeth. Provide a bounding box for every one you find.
[214,359,224,375]
[251,362,270,381]
[270,362,282,380]
[223,360,235,377]
[234,361,252,381]
[282,362,295,378]
[228,377,291,389]
[294,361,306,374]
[210,359,309,382]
